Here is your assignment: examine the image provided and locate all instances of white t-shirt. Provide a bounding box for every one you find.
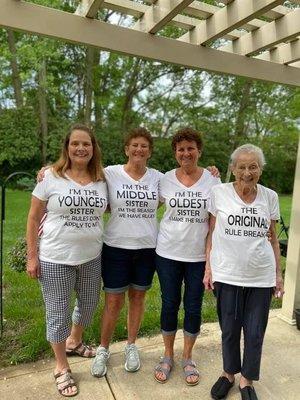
[209,183,280,287]
[103,165,163,249]
[32,169,108,265]
[156,169,221,262]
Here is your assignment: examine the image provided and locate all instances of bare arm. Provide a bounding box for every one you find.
[26,196,47,278]
[203,215,216,290]
[269,220,284,298]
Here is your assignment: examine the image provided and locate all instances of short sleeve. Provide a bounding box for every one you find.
[158,171,164,180]
[32,169,52,201]
[269,190,280,221]
[158,173,166,203]
[104,165,113,179]
[208,186,217,216]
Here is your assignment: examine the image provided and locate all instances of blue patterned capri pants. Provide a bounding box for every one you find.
[39,255,101,343]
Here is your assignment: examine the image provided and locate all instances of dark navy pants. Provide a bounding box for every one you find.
[156,254,205,336]
[215,282,273,380]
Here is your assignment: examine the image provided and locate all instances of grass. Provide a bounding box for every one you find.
[0,190,292,367]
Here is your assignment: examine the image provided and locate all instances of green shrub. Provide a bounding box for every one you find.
[16,176,35,191]
[7,237,27,272]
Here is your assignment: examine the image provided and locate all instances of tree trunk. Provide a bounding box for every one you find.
[37,59,48,165]
[120,58,141,133]
[93,50,102,131]
[225,80,253,182]
[84,46,95,125]
[7,29,23,108]
[94,11,112,131]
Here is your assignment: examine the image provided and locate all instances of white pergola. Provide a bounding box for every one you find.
[0,0,300,323]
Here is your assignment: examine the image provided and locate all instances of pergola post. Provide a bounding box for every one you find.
[279,136,300,324]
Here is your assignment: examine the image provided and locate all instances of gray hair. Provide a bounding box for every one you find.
[230,144,266,169]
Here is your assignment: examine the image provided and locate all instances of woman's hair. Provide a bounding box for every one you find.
[52,123,105,181]
[171,128,203,152]
[124,127,153,151]
[230,143,266,169]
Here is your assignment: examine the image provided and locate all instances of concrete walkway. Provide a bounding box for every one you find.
[0,310,299,400]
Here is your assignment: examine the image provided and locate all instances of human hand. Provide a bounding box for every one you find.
[36,166,49,183]
[203,266,214,290]
[274,273,284,298]
[206,165,220,178]
[26,257,40,279]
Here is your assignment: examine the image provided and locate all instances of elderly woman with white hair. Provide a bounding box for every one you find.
[204,144,284,400]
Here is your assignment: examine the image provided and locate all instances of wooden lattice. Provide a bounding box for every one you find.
[0,0,299,85]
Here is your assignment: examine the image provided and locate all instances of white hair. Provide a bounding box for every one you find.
[230,144,266,169]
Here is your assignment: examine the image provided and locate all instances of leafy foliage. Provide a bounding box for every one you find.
[0,107,40,176]
[7,237,27,273]
[0,4,299,192]
[16,176,36,191]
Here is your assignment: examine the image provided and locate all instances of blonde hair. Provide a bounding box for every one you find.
[52,123,105,182]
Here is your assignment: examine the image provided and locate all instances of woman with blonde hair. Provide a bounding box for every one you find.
[27,123,107,397]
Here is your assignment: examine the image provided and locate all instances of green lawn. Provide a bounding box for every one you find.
[0,190,292,366]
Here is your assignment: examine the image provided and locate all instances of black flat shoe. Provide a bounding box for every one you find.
[211,376,235,399]
[239,385,258,400]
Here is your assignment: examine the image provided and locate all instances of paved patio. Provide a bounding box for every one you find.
[0,310,299,400]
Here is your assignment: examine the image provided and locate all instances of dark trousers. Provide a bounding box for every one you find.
[156,254,205,336]
[215,282,272,380]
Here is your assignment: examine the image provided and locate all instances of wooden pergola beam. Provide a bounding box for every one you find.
[133,0,195,34]
[220,8,300,56]
[75,0,105,18]
[184,1,218,19]
[184,1,289,21]
[101,0,242,38]
[1,0,300,86]
[179,0,284,45]
[242,19,268,31]
[100,0,296,38]
[263,4,289,19]
[103,0,147,18]
[255,39,300,65]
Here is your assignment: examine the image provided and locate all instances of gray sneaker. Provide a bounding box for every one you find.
[91,346,110,377]
[124,343,140,372]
